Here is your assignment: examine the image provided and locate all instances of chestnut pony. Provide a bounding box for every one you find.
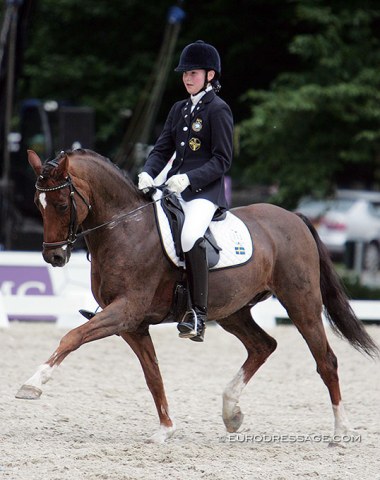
[17,149,378,443]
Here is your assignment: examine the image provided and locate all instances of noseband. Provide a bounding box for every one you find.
[35,174,92,250]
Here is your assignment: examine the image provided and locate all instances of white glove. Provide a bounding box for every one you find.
[138,172,155,192]
[165,174,190,194]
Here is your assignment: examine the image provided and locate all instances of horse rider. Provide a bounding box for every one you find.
[138,40,234,342]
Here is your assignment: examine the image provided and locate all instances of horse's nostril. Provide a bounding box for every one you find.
[43,247,70,267]
[52,254,64,265]
[44,252,66,267]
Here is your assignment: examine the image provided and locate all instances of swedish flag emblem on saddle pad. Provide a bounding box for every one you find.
[153,191,253,270]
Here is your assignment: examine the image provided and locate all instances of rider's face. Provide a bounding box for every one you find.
[182,69,215,95]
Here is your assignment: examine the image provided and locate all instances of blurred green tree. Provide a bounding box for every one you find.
[238,1,380,207]
[18,0,177,153]
[13,0,380,207]
[17,0,297,157]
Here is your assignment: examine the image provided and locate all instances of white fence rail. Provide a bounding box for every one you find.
[1,252,379,330]
[1,293,379,331]
[0,251,95,329]
[0,292,96,329]
[250,297,380,329]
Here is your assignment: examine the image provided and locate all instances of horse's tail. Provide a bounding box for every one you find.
[297,213,379,358]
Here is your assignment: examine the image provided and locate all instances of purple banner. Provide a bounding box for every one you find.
[0,266,55,321]
[0,266,54,295]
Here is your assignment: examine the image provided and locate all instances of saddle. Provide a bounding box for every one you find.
[160,189,225,268]
[154,188,254,324]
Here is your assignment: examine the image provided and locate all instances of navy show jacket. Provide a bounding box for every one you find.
[143,89,233,210]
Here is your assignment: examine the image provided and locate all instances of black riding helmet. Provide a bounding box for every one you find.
[175,40,222,92]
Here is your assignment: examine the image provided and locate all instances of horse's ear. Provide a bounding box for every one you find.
[56,153,69,178]
[27,150,43,176]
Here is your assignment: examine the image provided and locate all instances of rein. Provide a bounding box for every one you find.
[75,194,168,242]
[35,175,169,250]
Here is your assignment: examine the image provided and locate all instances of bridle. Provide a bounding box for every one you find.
[35,174,92,250]
[35,169,171,251]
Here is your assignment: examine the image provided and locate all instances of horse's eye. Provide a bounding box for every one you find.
[56,204,69,213]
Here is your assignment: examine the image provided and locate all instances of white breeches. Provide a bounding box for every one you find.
[178,197,218,253]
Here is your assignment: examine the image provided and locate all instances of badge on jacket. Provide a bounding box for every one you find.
[192,118,203,132]
[189,137,201,151]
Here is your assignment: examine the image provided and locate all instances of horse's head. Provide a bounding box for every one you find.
[28,150,92,267]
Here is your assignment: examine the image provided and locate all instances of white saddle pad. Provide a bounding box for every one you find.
[153,191,253,270]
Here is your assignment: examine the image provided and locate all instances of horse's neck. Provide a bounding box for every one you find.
[78,163,142,220]
[92,182,141,217]
[78,165,157,250]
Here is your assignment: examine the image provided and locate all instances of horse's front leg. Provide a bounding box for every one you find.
[15,300,124,400]
[120,329,176,443]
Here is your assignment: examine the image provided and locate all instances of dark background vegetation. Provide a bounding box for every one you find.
[2,0,380,296]
[2,0,380,209]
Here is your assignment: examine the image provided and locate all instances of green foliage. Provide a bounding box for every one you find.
[341,274,380,300]
[16,0,299,156]
[238,1,380,208]
[19,0,173,152]
[14,0,380,202]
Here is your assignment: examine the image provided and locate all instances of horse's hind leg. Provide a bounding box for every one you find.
[282,296,352,438]
[218,306,277,433]
[119,329,176,443]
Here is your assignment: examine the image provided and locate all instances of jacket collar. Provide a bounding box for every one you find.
[181,89,216,124]
[201,89,216,104]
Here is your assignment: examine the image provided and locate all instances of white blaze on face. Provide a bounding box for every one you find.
[39,192,47,209]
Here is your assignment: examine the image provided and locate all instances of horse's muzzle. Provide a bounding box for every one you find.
[42,247,71,267]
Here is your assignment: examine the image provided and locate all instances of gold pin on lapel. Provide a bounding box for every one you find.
[189,138,201,151]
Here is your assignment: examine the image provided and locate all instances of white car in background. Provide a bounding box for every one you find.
[296,190,380,271]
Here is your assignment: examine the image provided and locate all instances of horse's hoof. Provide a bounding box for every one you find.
[15,384,42,400]
[224,408,244,433]
[146,424,176,444]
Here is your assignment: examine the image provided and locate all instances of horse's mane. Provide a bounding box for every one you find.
[44,148,143,201]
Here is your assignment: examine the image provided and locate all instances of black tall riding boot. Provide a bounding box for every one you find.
[177,238,208,342]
